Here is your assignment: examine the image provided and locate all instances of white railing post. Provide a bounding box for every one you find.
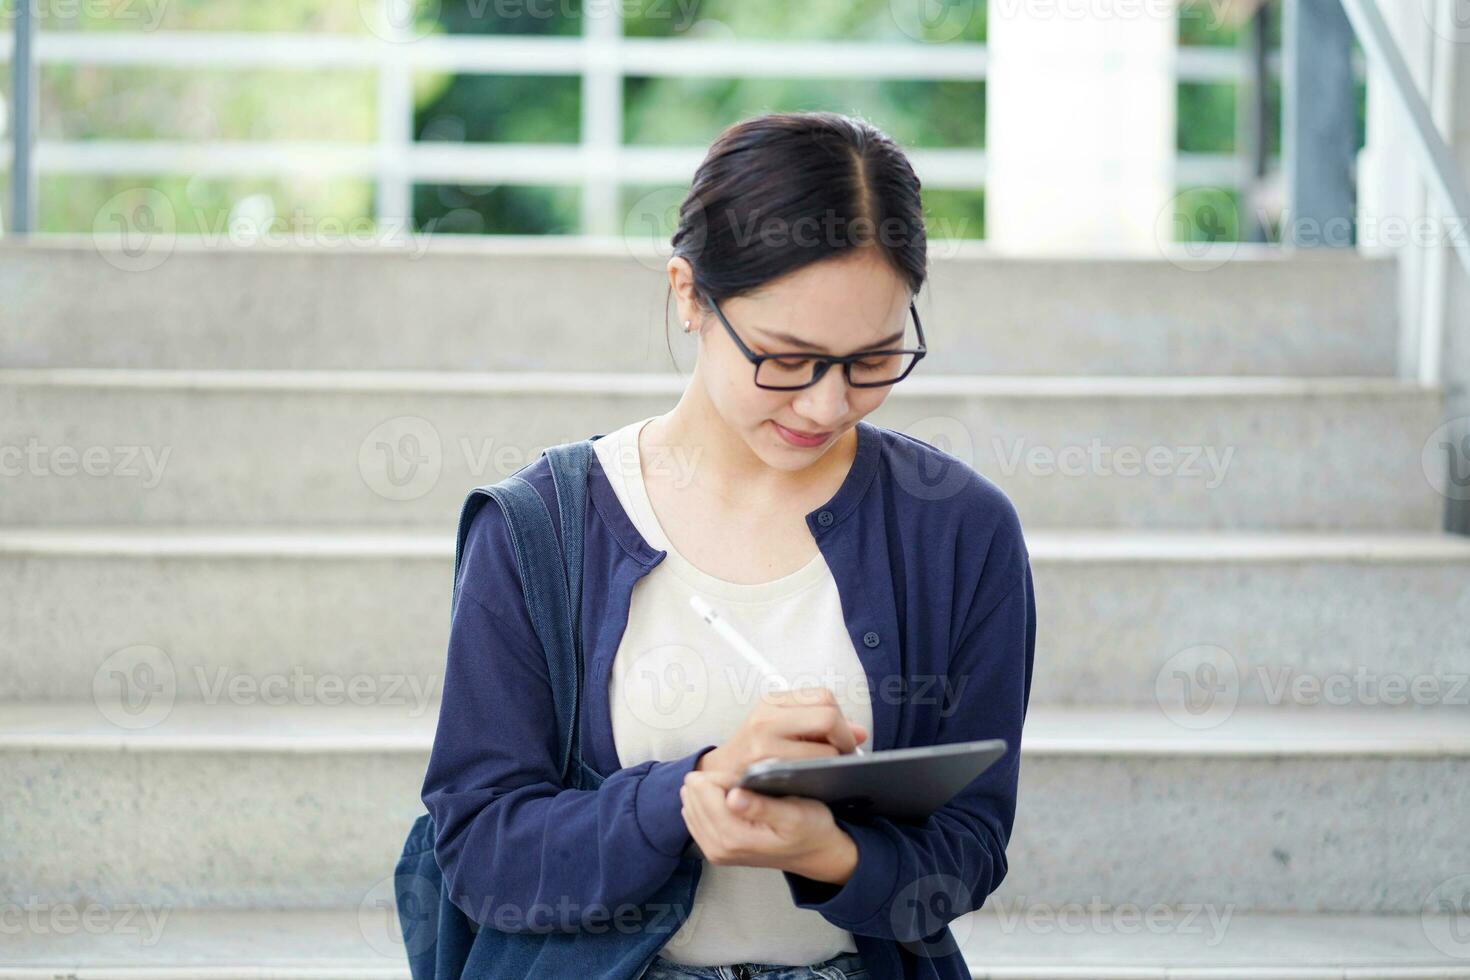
[374,0,415,236]
[581,2,624,238]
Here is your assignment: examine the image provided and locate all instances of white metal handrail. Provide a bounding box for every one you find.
[3,20,1293,236]
[1338,0,1470,284]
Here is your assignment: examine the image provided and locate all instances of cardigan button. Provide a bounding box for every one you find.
[816,509,834,527]
[862,631,880,648]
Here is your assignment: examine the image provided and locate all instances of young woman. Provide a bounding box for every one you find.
[421,111,1035,980]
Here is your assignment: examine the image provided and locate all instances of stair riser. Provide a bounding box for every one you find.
[1,247,1398,376]
[0,386,1445,529]
[4,747,1465,913]
[3,552,1468,708]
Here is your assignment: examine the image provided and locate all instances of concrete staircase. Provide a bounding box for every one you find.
[3,236,1469,978]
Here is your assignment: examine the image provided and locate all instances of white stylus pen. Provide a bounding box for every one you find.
[687,594,866,756]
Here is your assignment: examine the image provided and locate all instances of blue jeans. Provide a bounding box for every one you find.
[638,950,868,980]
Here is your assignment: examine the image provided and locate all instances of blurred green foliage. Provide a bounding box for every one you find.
[27,0,1359,245]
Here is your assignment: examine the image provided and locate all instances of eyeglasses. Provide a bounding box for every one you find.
[707,295,928,390]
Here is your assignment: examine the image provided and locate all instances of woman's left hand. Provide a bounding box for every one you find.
[680,768,855,883]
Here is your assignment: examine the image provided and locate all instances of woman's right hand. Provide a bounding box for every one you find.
[695,684,867,778]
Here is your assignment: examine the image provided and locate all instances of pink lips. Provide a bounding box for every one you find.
[773,421,832,448]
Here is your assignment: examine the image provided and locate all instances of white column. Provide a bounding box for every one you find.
[985,0,1177,253]
[1359,0,1443,382]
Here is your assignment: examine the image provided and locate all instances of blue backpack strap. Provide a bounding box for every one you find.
[542,440,594,776]
[399,438,702,980]
[449,439,595,787]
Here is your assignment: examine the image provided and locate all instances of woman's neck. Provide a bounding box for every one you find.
[642,384,857,512]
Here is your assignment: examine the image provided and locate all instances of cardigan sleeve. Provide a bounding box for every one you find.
[781,490,1036,942]
[421,497,718,932]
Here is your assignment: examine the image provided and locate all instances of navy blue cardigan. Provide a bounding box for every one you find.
[421,419,1036,979]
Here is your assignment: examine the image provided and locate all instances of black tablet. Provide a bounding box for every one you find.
[736,738,1008,822]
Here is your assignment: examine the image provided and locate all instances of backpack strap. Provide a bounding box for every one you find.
[449,439,595,787]
[542,440,594,772]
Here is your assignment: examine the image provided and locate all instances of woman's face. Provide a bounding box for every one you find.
[676,249,914,473]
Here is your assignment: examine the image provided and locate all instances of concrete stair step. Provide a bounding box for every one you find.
[956,909,1470,979]
[2,906,1468,979]
[4,526,1467,705]
[1,239,1399,377]
[0,907,405,980]
[3,702,1467,913]
[0,371,1445,529]
[4,905,1468,980]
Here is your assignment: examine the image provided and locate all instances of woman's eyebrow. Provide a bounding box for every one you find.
[758,326,907,353]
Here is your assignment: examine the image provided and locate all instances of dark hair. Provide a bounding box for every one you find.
[664,110,928,365]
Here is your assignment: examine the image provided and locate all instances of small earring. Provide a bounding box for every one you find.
[684,320,692,332]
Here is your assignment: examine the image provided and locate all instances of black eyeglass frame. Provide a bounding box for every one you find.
[706,295,928,390]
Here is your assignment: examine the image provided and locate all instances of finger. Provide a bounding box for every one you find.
[698,768,740,791]
[681,779,717,844]
[764,684,837,708]
[725,784,769,820]
[768,704,860,755]
[685,772,734,821]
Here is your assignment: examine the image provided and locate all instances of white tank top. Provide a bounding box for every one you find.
[593,414,872,967]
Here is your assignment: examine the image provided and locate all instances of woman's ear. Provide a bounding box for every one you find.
[667,257,702,330]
